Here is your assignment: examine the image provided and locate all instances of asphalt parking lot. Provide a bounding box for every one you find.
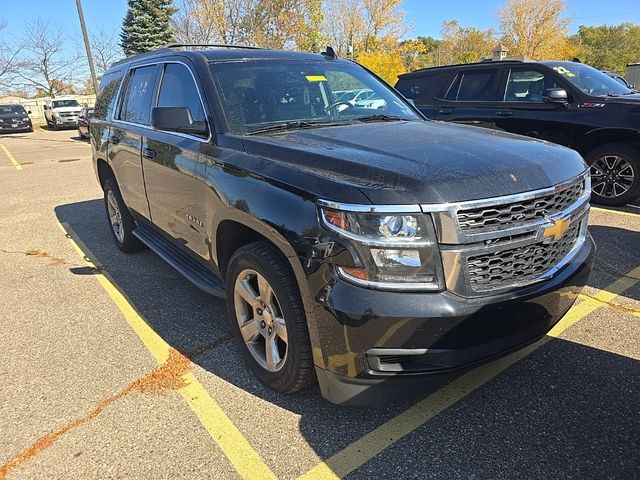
[1,128,639,479]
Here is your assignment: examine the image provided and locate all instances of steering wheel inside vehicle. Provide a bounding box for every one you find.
[324,101,355,115]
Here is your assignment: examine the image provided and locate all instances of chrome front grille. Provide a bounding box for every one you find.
[466,222,581,292]
[457,178,585,232]
[425,172,591,297]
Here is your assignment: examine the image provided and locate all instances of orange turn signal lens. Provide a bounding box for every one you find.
[324,210,348,230]
[340,267,370,280]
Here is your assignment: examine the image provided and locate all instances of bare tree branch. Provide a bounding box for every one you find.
[18,19,80,97]
[89,30,123,76]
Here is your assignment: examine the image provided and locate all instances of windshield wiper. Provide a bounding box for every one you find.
[246,120,338,135]
[355,114,404,123]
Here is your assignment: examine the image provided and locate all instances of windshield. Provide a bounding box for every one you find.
[210,60,419,134]
[52,99,80,108]
[0,104,27,115]
[545,62,633,96]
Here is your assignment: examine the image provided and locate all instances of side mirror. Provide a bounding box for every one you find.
[543,88,569,107]
[150,106,207,136]
[43,105,48,110]
[27,110,32,114]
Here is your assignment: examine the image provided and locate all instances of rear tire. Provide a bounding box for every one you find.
[103,177,146,253]
[225,242,315,394]
[586,143,640,206]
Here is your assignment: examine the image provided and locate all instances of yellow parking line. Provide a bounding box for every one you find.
[58,222,277,480]
[0,143,22,170]
[299,267,640,480]
[591,206,639,218]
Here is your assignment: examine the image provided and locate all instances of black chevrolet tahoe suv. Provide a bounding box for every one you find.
[396,60,640,206]
[91,45,594,405]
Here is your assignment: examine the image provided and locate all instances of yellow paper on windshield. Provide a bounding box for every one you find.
[306,75,327,82]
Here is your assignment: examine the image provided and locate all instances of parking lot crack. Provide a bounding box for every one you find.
[0,348,191,479]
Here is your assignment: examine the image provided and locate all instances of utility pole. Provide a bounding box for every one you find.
[75,0,99,95]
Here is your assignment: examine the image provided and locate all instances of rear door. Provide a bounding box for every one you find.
[432,67,506,128]
[142,60,211,258]
[395,71,456,119]
[493,66,575,146]
[109,64,159,219]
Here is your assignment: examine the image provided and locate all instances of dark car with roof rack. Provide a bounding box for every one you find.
[396,60,640,206]
[91,44,593,405]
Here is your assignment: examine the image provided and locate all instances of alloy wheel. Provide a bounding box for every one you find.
[233,269,288,372]
[106,190,125,243]
[590,155,635,199]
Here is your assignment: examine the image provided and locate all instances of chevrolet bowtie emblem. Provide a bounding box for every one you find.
[543,218,571,241]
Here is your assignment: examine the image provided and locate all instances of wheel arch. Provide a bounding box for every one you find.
[212,209,323,364]
[579,128,640,156]
[96,158,115,189]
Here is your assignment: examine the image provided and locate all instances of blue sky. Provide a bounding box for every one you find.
[1,0,639,48]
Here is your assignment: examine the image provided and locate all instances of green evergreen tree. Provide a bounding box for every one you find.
[120,0,177,56]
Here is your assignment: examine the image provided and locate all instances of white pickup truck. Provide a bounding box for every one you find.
[44,97,83,130]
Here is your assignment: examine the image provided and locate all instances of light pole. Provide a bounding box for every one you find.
[75,0,99,95]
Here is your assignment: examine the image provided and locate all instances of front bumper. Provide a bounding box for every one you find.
[312,233,594,405]
[53,116,78,126]
[0,122,32,133]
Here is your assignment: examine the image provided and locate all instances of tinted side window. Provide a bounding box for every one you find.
[446,69,501,101]
[119,65,158,124]
[157,63,206,126]
[396,73,455,104]
[94,70,123,120]
[504,68,560,103]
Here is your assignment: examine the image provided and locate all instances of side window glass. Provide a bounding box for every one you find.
[94,70,123,120]
[120,65,157,124]
[505,68,559,103]
[455,70,501,101]
[157,63,207,130]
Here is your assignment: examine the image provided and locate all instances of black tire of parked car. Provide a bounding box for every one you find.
[102,177,147,253]
[585,143,640,206]
[225,242,315,393]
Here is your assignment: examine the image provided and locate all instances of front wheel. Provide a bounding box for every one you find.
[225,242,315,393]
[586,143,640,206]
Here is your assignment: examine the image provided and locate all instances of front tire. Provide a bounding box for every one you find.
[586,143,640,206]
[103,177,146,253]
[225,242,315,393]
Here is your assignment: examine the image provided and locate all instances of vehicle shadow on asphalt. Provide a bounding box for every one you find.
[55,200,640,479]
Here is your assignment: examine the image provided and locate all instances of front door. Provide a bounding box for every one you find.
[493,67,576,147]
[142,61,212,259]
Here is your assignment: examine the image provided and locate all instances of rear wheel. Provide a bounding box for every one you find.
[586,143,640,206]
[103,177,146,253]
[225,242,315,393]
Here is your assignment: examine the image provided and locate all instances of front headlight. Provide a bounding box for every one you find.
[320,206,444,291]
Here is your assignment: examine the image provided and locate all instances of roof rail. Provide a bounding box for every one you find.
[401,59,525,76]
[110,43,264,68]
[163,43,264,50]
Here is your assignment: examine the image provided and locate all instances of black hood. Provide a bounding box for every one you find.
[604,93,640,105]
[242,120,587,204]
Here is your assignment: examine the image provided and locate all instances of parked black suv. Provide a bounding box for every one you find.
[91,45,593,405]
[396,60,640,206]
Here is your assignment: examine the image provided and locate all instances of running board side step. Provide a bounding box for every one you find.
[133,224,225,297]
